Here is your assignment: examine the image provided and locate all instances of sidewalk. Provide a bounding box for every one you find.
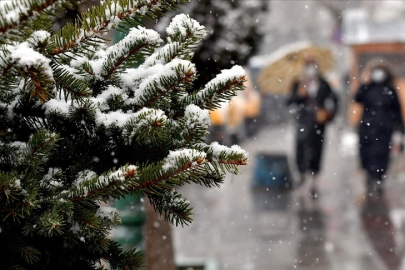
[173,123,405,270]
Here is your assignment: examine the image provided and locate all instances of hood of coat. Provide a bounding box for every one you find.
[361,59,396,87]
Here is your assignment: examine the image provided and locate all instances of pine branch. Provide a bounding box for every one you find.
[126,59,196,108]
[0,173,21,205]
[0,144,19,167]
[36,211,64,236]
[107,242,144,270]
[52,64,92,101]
[26,66,54,103]
[175,104,210,147]
[181,65,246,110]
[24,131,59,165]
[51,0,189,56]
[0,46,16,75]
[148,189,193,226]
[134,160,196,192]
[68,166,137,202]
[165,13,206,49]
[0,1,250,268]
[0,0,60,35]
[20,246,41,265]
[195,142,249,173]
[89,26,161,79]
[3,35,55,104]
[143,15,207,67]
[121,107,168,145]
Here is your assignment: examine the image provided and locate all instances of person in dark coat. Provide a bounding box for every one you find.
[287,59,338,198]
[355,62,403,194]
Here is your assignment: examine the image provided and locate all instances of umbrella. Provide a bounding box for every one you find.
[256,42,334,95]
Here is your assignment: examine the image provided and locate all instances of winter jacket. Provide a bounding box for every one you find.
[355,81,403,178]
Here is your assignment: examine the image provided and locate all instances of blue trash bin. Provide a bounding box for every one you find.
[252,153,293,189]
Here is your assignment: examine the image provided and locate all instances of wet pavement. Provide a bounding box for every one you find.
[173,122,405,270]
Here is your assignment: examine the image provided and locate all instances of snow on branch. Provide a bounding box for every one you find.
[95,110,132,129]
[89,26,162,79]
[68,165,138,202]
[184,104,210,129]
[128,59,196,107]
[51,0,188,55]
[26,30,51,48]
[0,30,51,75]
[52,64,92,101]
[3,32,55,103]
[131,148,206,194]
[193,141,248,172]
[119,65,163,91]
[166,14,206,44]
[40,168,64,190]
[162,148,206,173]
[11,40,53,78]
[43,98,70,116]
[181,65,246,110]
[142,42,183,67]
[143,15,206,68]
[175,104,210,147]
[208,142,248,164]
[121,107,167,144]
[95,106,167,134]
[0,0,59,35]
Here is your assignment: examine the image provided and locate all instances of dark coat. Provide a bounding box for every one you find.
[287,78,338,130]
[287,77,338,174]
[355,82,403,179]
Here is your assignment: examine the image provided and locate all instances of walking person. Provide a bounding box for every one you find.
[354,61,403,195]
[287,59,338,198]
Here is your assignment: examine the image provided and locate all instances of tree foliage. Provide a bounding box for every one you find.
[157,0,268,88]
[0,0,248,269]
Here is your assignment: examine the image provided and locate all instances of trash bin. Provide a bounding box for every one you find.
[176,257,221,270]
[252,153,293,189]
[112,195,146,251]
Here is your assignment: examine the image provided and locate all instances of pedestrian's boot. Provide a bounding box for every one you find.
[375,180,384,197]
[366,175,383,198]
[366,174,375,196]
[309,185,319,200]
[295,173,306,188]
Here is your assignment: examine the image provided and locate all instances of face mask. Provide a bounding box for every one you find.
[304,65,318,78]
[371,68,387,83]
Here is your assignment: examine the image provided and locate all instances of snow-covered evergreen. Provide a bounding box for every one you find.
[157,0,268,87]
[0,1,248,269]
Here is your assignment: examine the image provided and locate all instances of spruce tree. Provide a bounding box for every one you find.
[157,0,268,88]
[0,0,248,269]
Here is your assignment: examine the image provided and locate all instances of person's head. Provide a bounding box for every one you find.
[362,60,395,86]
[303,59,318,79]
[370,67,387,84]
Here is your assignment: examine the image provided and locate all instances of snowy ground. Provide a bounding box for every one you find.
[173,122,405,270]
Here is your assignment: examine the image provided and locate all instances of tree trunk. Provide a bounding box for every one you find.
[145,199,176,270]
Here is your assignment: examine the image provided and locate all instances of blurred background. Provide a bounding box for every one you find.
[55,0,405,269]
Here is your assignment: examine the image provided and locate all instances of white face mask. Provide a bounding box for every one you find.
[304,65,318,78]
[371,68,387,83]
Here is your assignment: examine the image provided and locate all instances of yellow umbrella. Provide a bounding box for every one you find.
[257,42,334,95]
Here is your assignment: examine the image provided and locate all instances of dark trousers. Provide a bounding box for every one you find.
[295,124,325,175]
[359,128,392,181]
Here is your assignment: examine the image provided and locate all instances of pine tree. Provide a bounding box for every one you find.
[0,0,248,269]
[157,0,268,88]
